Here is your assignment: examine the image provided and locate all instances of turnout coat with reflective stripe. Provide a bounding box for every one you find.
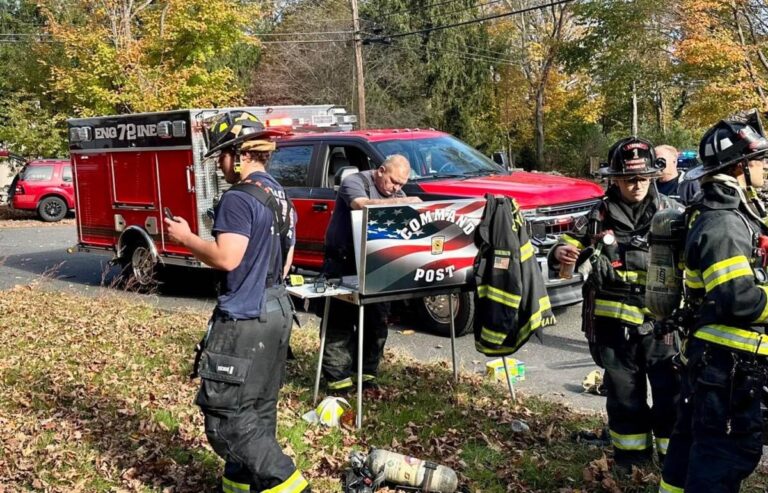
[473,194,556,355]
[685,179,768,352]
[549,187,677,340]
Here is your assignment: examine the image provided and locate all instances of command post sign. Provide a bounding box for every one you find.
[359,199,486,295]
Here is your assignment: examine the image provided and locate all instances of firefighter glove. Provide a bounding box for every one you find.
[590,254,618,291]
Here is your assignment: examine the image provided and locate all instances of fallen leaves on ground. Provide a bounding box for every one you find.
[1,285,765,492]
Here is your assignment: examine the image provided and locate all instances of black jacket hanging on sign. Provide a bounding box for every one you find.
[473,194,556,356]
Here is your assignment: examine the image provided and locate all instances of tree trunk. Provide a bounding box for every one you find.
[732,3,767,105]
[535,85,545,169]
[655,85,665,136]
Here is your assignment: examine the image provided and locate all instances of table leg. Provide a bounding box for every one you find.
[313,296,331,405]
[502,356,517,403]
[449,293,458,382]
[356,304,365,429]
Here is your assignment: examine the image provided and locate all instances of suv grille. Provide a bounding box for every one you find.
[524,199,601,244]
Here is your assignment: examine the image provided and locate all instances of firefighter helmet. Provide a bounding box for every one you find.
[687,109,768,181]
[203,110,284,157]
[598,137,663,178]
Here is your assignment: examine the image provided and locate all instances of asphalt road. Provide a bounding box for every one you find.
[0,224,605,413]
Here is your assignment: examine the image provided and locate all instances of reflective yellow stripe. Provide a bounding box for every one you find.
[520,241,534,262]
[362,374,376,382]
[223,477,250,493]
[561,234,584,250]
[328,377,353,390]
[659,478,684,493]
[688,209,700,229]
[609,430,652,451]
[263,469,308,493]
[477,285,521,309]
[694,325,768,356]
[517,296,554,335]
[755,286,768,323]
[481,326,507,345]
[475,341,517,354]
[617,270,647,285]
[684,267,704,289]
[594,299,645,325]
[656,437,670,455]
[703,255,752,292]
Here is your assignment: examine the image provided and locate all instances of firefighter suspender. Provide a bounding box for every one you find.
[228,182,293,264]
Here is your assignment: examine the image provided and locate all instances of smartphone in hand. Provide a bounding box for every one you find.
[164,207,176,222]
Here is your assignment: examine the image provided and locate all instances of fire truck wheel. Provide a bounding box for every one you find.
[37,196,67,222]
[415,292,474,338]
[117,243,159,289]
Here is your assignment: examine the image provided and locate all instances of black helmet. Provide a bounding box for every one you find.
[203,110,284,157]
[687,109,768,181]
[599,137,662,178]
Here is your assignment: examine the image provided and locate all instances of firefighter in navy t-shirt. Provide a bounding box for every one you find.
[166,111,308,493]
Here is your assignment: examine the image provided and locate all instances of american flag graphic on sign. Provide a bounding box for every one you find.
[360,199,486,294]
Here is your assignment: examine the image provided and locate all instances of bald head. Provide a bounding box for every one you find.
[655,145,679,183]
[375,154,411,197]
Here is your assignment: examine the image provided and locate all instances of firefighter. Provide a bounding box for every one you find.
[321,154,421,391]
[166,110,308,493]
[660,111,768,493]
[549,137,681,473]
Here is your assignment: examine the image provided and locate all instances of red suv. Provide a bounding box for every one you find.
[9,159,75,221]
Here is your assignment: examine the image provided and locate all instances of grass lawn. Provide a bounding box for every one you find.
[0,285,766,492]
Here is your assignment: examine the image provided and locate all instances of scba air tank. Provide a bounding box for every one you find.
[366,449,458,493]
[645,207,686,319]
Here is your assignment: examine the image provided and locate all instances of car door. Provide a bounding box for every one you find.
[269,142,321,269]
[304,140,378,268]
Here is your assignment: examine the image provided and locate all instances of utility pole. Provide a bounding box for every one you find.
[631,80,638,137]
[351,0,367,129]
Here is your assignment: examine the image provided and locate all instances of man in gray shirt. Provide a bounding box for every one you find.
[322,154,421,391]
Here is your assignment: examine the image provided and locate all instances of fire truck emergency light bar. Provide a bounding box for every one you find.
[264,114,358,130]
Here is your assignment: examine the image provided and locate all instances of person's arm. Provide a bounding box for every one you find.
[695,213,768,324]
[282,245,295,278]
[349,195,421,210]
[165,217,248,271]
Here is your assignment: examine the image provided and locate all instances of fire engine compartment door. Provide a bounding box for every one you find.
[156,149,197,255]
[111,152,157,207]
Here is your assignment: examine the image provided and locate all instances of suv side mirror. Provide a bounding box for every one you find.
[491,151,509,169]
[334,166,358,189]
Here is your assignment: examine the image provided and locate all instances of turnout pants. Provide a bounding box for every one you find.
[195,289,308,493]
[597,330,679,468]
[321,298,390,390]
[660,339,764,493]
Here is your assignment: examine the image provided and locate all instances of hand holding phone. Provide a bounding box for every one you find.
[164,207,177,222]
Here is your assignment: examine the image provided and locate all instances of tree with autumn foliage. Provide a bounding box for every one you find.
[35,0,262,115]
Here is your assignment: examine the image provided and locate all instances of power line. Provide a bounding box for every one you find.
[260,38,351,45]
[373,0,469,19]
[365,0,576,41]
[257,30,354,36]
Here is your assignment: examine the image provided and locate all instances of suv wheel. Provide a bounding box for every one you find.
[415,292,474,337]
[37,196,67,222]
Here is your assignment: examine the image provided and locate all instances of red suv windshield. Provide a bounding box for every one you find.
[372,136,504,180]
